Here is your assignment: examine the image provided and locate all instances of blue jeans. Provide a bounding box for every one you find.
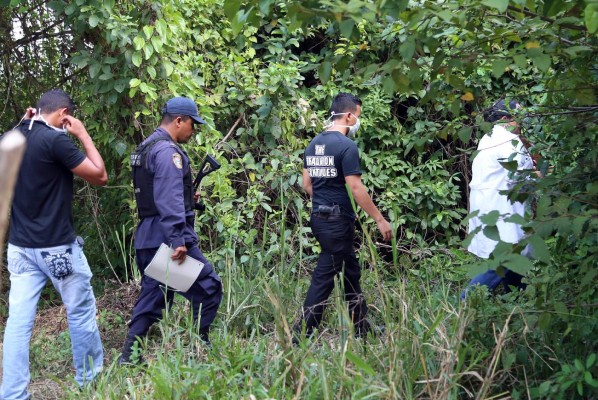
[461,269,526,300]
[1,240,103,400]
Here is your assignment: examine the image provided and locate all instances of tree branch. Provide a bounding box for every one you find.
[507,5,587,31]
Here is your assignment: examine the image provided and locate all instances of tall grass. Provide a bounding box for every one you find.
[57,228,532,399]
[44,201,594,399]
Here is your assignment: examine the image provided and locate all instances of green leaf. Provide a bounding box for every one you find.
[587,353,597,368]
[527,234,550,263]
[585,4,598,34]
[492,59,510,78]
[499,160,518,172]
[513,55,527,69]
[500,253,533,275]
[531,53,551,72]
[143,25,154,39]
[458,126,472,143]
[399,37,416,61]
[133,37,145,51]
[575,358,584,371]
[503,214,526,226]
[345,351,376,376]
[482,0,509,13]
[258,0,275,15]
[132,51,142,67]
[544,0,567,17]
[98,72,113,81]
[163,60,174,77]
[64,3,76,15]
[480,210,500,225]
[231,8,252,36]
[483,225,500,241]
[89,63,101,79]
[339,19,354,38]
[114,80,126,93]
[151,36,163,53]
[147,65,156,79]
[143,43,154,60]
[88,14,99,28]
[224,0,243,21]
[318,61,332,84]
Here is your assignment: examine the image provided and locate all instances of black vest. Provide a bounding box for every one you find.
[131,136,194,218]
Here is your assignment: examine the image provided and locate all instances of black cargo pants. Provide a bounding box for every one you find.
[296,211,369,336]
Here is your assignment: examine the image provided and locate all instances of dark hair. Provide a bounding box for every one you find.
[329,93,362,120]
[484,99,521,122]
[37,89,76,114]
[161,113,191,124]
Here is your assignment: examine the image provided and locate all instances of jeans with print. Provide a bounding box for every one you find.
[1,240,103,400]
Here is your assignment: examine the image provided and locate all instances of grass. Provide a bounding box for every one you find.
[1,229,594,399]
[3,245,504,399]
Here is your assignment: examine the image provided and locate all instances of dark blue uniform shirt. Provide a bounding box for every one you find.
[303,130,361,218]
[134,128,198,249]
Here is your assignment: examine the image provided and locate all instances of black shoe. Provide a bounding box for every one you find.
[118,351,145,366]
[355,321,385,339]
[199,328,212,349]
[119,338,144,366]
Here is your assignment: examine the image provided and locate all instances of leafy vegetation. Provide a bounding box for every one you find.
[0,0,596,398]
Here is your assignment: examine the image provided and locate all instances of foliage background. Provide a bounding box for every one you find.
[0,0,597,398]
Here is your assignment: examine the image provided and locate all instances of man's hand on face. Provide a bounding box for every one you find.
[61,115,89,139]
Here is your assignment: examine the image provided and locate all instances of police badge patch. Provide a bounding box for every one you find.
[41,249,74,280]
[172,153,183,169]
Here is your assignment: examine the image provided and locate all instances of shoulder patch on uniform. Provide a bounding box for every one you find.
[172,153,183,169]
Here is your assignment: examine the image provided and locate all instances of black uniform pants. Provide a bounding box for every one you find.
[125,244,222,346]
[297,213,369,336]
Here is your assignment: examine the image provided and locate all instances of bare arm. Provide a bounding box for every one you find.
[302,168,313,197]
[62,115,108,186]
[345,174,392,241]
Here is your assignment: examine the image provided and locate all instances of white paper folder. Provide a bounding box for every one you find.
[144,243,204,292]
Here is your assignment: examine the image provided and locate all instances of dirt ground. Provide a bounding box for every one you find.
[0,279,140,399]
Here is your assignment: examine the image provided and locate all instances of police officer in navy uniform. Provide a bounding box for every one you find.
[120,97,222,363]
[295,93,393,340]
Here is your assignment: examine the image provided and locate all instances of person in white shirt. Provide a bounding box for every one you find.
[462,99,534,299]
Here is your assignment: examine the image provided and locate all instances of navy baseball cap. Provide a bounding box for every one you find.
[162,97,206,124]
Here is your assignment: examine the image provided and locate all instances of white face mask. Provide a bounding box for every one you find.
[27,109,67,133]
[324,112,361,137]
[347,117,360,138]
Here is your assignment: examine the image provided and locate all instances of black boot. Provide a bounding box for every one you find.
[199,327,212,349]
[118,336,144,366]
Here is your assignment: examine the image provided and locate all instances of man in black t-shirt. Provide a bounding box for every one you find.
[295,93,393,340]
[1,89,107,400]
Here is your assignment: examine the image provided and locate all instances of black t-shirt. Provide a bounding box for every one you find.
[8,119,86,247]
[303,130,361,218]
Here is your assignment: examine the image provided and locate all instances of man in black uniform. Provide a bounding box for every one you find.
[295,93,393,339]
[120,97,222,364]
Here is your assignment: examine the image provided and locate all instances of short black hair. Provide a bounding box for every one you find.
[37,89,76,114]
[161,113,191,124]
[329,93,362,121]
[484,99,521,122]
